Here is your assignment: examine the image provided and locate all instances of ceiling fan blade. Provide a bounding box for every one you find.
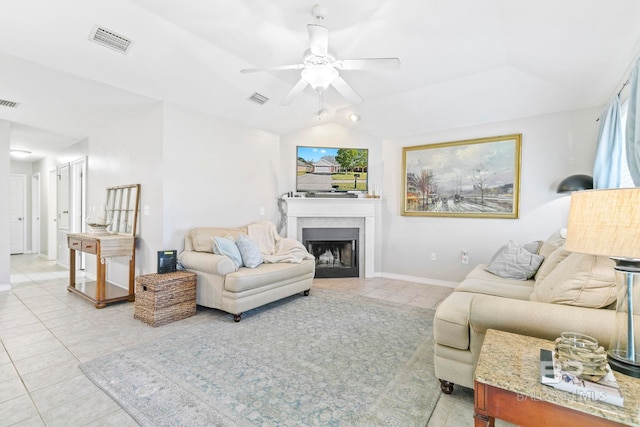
[331,76,363,104]
[308,24,328,57]
[336,58,401,70]
[241,64,305,73]
[281,79,309,106]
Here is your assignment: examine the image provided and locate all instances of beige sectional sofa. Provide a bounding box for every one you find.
[178,221,315,322]
[433,230,619,393]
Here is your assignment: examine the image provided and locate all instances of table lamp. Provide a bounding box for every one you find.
[565,188,640,377]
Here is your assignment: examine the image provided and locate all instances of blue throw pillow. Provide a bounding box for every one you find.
[213,237,244,268]
[236,234,264,268]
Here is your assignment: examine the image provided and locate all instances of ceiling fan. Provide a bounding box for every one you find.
[240,5,401,111]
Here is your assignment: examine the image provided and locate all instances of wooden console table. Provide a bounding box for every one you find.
[67,233,136,308]
[474,329,640,426]
[67,183,140,309]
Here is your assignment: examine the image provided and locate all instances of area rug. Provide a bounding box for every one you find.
[80,288,441,426]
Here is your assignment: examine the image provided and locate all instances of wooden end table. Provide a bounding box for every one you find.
[474,329,640,427]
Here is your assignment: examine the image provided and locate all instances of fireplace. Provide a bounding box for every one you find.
[303,228,358,278]
[283,196,379,278]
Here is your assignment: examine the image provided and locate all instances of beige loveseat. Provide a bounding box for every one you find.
[178,221,315,322]
[433,230,619,393]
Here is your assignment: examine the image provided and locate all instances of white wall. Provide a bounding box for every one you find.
[0,120,10,290]
[162,103,281,251]
[380,106,601,284]
[87,104,164,281]
[4,103,603,289]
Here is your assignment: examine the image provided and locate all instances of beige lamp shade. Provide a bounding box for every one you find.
[565,188,640,259]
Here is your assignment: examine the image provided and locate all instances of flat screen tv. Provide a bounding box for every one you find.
[296,146,368,193]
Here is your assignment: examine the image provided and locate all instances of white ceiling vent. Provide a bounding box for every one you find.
[0,99,19,108]
[89,25,133,54]
[247,92,269,105]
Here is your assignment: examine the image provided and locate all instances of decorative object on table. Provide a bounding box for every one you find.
[157,250,177,274]
[556,174,594,194]
[540,347,623,407]
[134,271,197,327]
[85,203,113,233]
[565,188,640,378]
[402,134,521,218]
[554,332,608,381]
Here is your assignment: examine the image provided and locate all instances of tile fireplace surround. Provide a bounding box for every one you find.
[282,196,380,278]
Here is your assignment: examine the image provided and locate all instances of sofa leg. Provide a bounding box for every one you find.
[439,379,454,394]
[233,313,242,322]
[303,290,310,296]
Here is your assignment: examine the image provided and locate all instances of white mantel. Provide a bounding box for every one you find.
[283,196,380,278]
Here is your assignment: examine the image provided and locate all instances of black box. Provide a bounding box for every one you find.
[157,250,177,274]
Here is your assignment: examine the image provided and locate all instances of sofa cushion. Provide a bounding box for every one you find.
[534,245,571,286]
[225,261,315,293]
[530,253,617,308]
[456,278,534,300]
[484,240,545,280]
[236,234,263,268]
[536,229,566,267]
[213,237,244,268]
[188,227,247,253]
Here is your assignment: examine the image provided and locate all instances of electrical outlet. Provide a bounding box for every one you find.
[259,207,265,215]
[431,252,437,261]
[461,251,469,264]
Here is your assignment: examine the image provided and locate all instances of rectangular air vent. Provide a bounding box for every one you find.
[0,99,19,108]
[248,92,269,105]
[89,25,133,54]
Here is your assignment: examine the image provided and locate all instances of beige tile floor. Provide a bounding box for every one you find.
[1,254,492,426]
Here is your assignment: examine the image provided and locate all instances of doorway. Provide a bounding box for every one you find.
[10,174,26,254]
[31,173,40,255]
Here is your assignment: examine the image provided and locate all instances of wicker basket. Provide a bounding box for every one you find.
[134,271,197,327]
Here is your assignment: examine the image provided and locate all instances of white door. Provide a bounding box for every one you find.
[47,169,57,261]
[57,163,70,267]
[10,174,26,254]
[32,173,40,255]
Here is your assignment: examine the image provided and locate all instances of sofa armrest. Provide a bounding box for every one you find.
[469,294,617,348]
[178,251,237,276]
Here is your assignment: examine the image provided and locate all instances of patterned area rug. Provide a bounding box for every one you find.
[80,288,441,426]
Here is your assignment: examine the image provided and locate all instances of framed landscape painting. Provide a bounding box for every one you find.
[402,134,522,218]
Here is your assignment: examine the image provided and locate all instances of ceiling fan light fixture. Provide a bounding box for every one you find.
[302,65,338,91]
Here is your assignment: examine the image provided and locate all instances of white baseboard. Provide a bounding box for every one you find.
[377,272,458,288]
[0,284,12,292]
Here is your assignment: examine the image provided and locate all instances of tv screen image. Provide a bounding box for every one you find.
[296,146,368,193]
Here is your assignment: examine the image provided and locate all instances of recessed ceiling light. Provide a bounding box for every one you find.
[10,149,31,158]
[349,113,360,122]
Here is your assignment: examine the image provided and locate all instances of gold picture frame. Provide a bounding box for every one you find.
[402,134,521,218]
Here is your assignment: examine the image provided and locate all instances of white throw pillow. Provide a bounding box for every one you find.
[213,237,244,269]
[236,234,264,269]
[485,240,545,280]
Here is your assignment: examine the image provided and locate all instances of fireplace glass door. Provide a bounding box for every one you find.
[303,228,358,278]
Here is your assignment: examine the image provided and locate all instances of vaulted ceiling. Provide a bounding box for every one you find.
[1,0,639,161]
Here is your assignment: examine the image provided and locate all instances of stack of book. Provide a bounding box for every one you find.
[540,349,624,407]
